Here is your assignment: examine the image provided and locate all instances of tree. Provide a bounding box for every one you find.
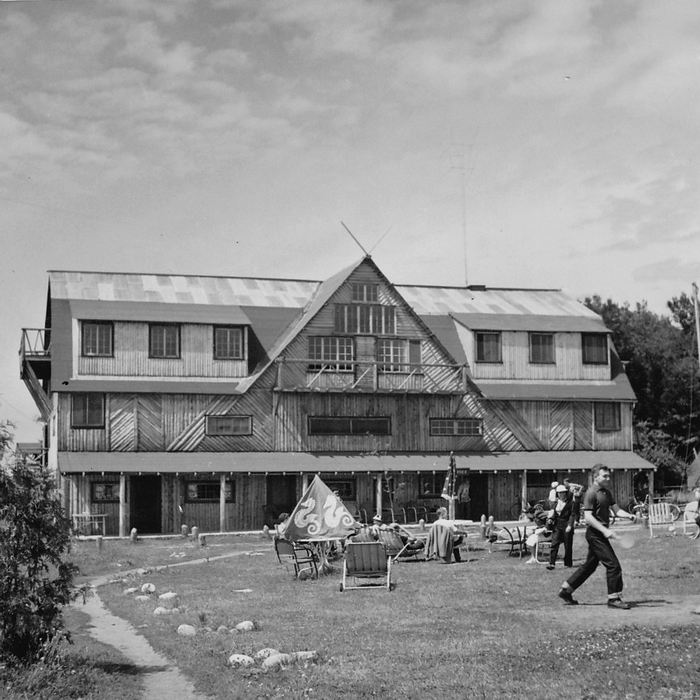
[0,421,79,663]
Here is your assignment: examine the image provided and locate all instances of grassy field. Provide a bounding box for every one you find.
[81,530,700,699]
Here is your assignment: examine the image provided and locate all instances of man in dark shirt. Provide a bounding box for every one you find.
[558,464,635,609]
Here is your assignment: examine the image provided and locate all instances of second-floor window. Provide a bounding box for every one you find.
[430,418,482,436]
[594,402,621,431]
[377,339,421,372]
[529,333,555,364]
[582,333,608,364]
[71,393,105,428]
[149,324,180,358]
[475,331,501,362]
[308,416,391,435]
[334,304,396,335]
[205,415,252,436]
[214,326,243,359]
[81,321,113,357]
[351,283,378,302]
[308,337,354,371]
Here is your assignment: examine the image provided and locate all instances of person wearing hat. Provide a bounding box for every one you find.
[369,514,386,541]
[546,484,577,570]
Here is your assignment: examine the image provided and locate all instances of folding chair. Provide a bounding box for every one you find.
[274,537,319,579]
[339,542,393,591]
[376,528,425,562]
[648,502,676,538]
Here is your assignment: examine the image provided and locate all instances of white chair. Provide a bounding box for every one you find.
[682,501,699,538]
[647,502,676,538]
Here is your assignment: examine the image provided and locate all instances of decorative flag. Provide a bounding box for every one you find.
[441,452,457,501]
[277,475,358,541]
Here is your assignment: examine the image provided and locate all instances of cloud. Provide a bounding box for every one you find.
[633,257,700,288]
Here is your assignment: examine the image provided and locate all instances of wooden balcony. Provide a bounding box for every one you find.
[273,357,467,393]
[19,328,52,421]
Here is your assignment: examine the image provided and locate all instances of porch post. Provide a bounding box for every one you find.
[301,473,309,493]
[219,473,226,533]
[648,468,655,501]
[521,470,528,516]
[375,474,383,518]
[119,473,127,538]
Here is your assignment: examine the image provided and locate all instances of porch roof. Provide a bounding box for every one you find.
[57,450,656,474]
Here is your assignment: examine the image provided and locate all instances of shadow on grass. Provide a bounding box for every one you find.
[628,598,674,608]
[89,660,168,676]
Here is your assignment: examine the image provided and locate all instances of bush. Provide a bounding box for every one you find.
[0,424,79,663]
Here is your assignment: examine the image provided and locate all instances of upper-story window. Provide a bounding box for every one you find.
[149,324,180,359]
[594,402,621,431]
[529,333,555,364]
[352,283,378,302]
[214,326,243,360]
[205,415,252,436]
[582,333,608,364]
[335,304,395,335]
[71,393,105,428]
[308,337,354,372]
[430,418,482,436]
[308,416,391,435]
[81,321,113,357]
[475,331,501,363]
[377,339,421,372]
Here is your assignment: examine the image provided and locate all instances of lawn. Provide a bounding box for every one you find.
[79,530,700,699]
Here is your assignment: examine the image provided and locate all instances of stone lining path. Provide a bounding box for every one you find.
[78,548,269,699]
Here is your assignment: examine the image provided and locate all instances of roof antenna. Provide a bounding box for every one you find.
[369,225,392,254]
[340,221,369,256]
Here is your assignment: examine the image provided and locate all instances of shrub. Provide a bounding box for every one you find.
[0,423,79,663]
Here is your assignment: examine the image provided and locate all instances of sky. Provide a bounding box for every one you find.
[1,0,699,442]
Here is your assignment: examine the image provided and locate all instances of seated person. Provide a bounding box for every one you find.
[389,522,425,556]
[426,506,464,563]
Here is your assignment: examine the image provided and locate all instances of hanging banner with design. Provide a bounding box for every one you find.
[441,452,457,501]
[277,475,358,541]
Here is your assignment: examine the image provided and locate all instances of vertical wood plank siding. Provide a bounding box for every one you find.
[78,322,247,378]
[467,330,611,382]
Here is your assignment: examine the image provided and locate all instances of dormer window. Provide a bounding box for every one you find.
[529,333,555,364]
[475,331,501,363]
[582,333,608,364]
[214,326,243,360]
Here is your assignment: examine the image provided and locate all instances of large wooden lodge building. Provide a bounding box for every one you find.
[20,256,655,536]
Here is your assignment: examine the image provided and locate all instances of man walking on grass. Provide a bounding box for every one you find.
[558,464,636,609]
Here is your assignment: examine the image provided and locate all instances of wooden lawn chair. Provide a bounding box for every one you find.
[339,541,393,592]
[377,528,425,562]
[274,537,319,579]
[648,502,677,538]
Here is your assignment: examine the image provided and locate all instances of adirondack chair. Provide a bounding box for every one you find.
[339,541,393,592]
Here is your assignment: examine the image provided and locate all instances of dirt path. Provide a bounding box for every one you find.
[78,547,269,700]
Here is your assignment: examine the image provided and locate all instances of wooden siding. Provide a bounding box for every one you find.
[464,330,610,382]
[78,322,247,378]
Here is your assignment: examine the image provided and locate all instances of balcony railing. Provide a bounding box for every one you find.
[274,357,467,393]
[20,328,51,360]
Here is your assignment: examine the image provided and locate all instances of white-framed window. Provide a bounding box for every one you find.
[351,283,378,302]
[594,402,621,431]
[205,415,252,436]
[149,324,180,358]
[81,321,113,357]
[185,480,235,503]
[334,304,396,335]
[376,339,421,372]
[71,393,105,428]
[582,333,608,364]
[475,331,501,362]
[430,418,482,436]
[214,326,243,360]
[529,333,555,364]
[308,337,354,371]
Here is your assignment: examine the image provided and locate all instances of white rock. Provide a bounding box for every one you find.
[123,587,139,595]
[177,624,196,637]
[134,595,151,602]
[228,654,254,668]
[136,568,150,576]
[158,591,179,608]
[153,607,171,616]
[141,583,156,594]
[292,650,319,663]
[216,625,229,634]
[254,648,280,660]
[235,620,255,632]
[262,653,293,671]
